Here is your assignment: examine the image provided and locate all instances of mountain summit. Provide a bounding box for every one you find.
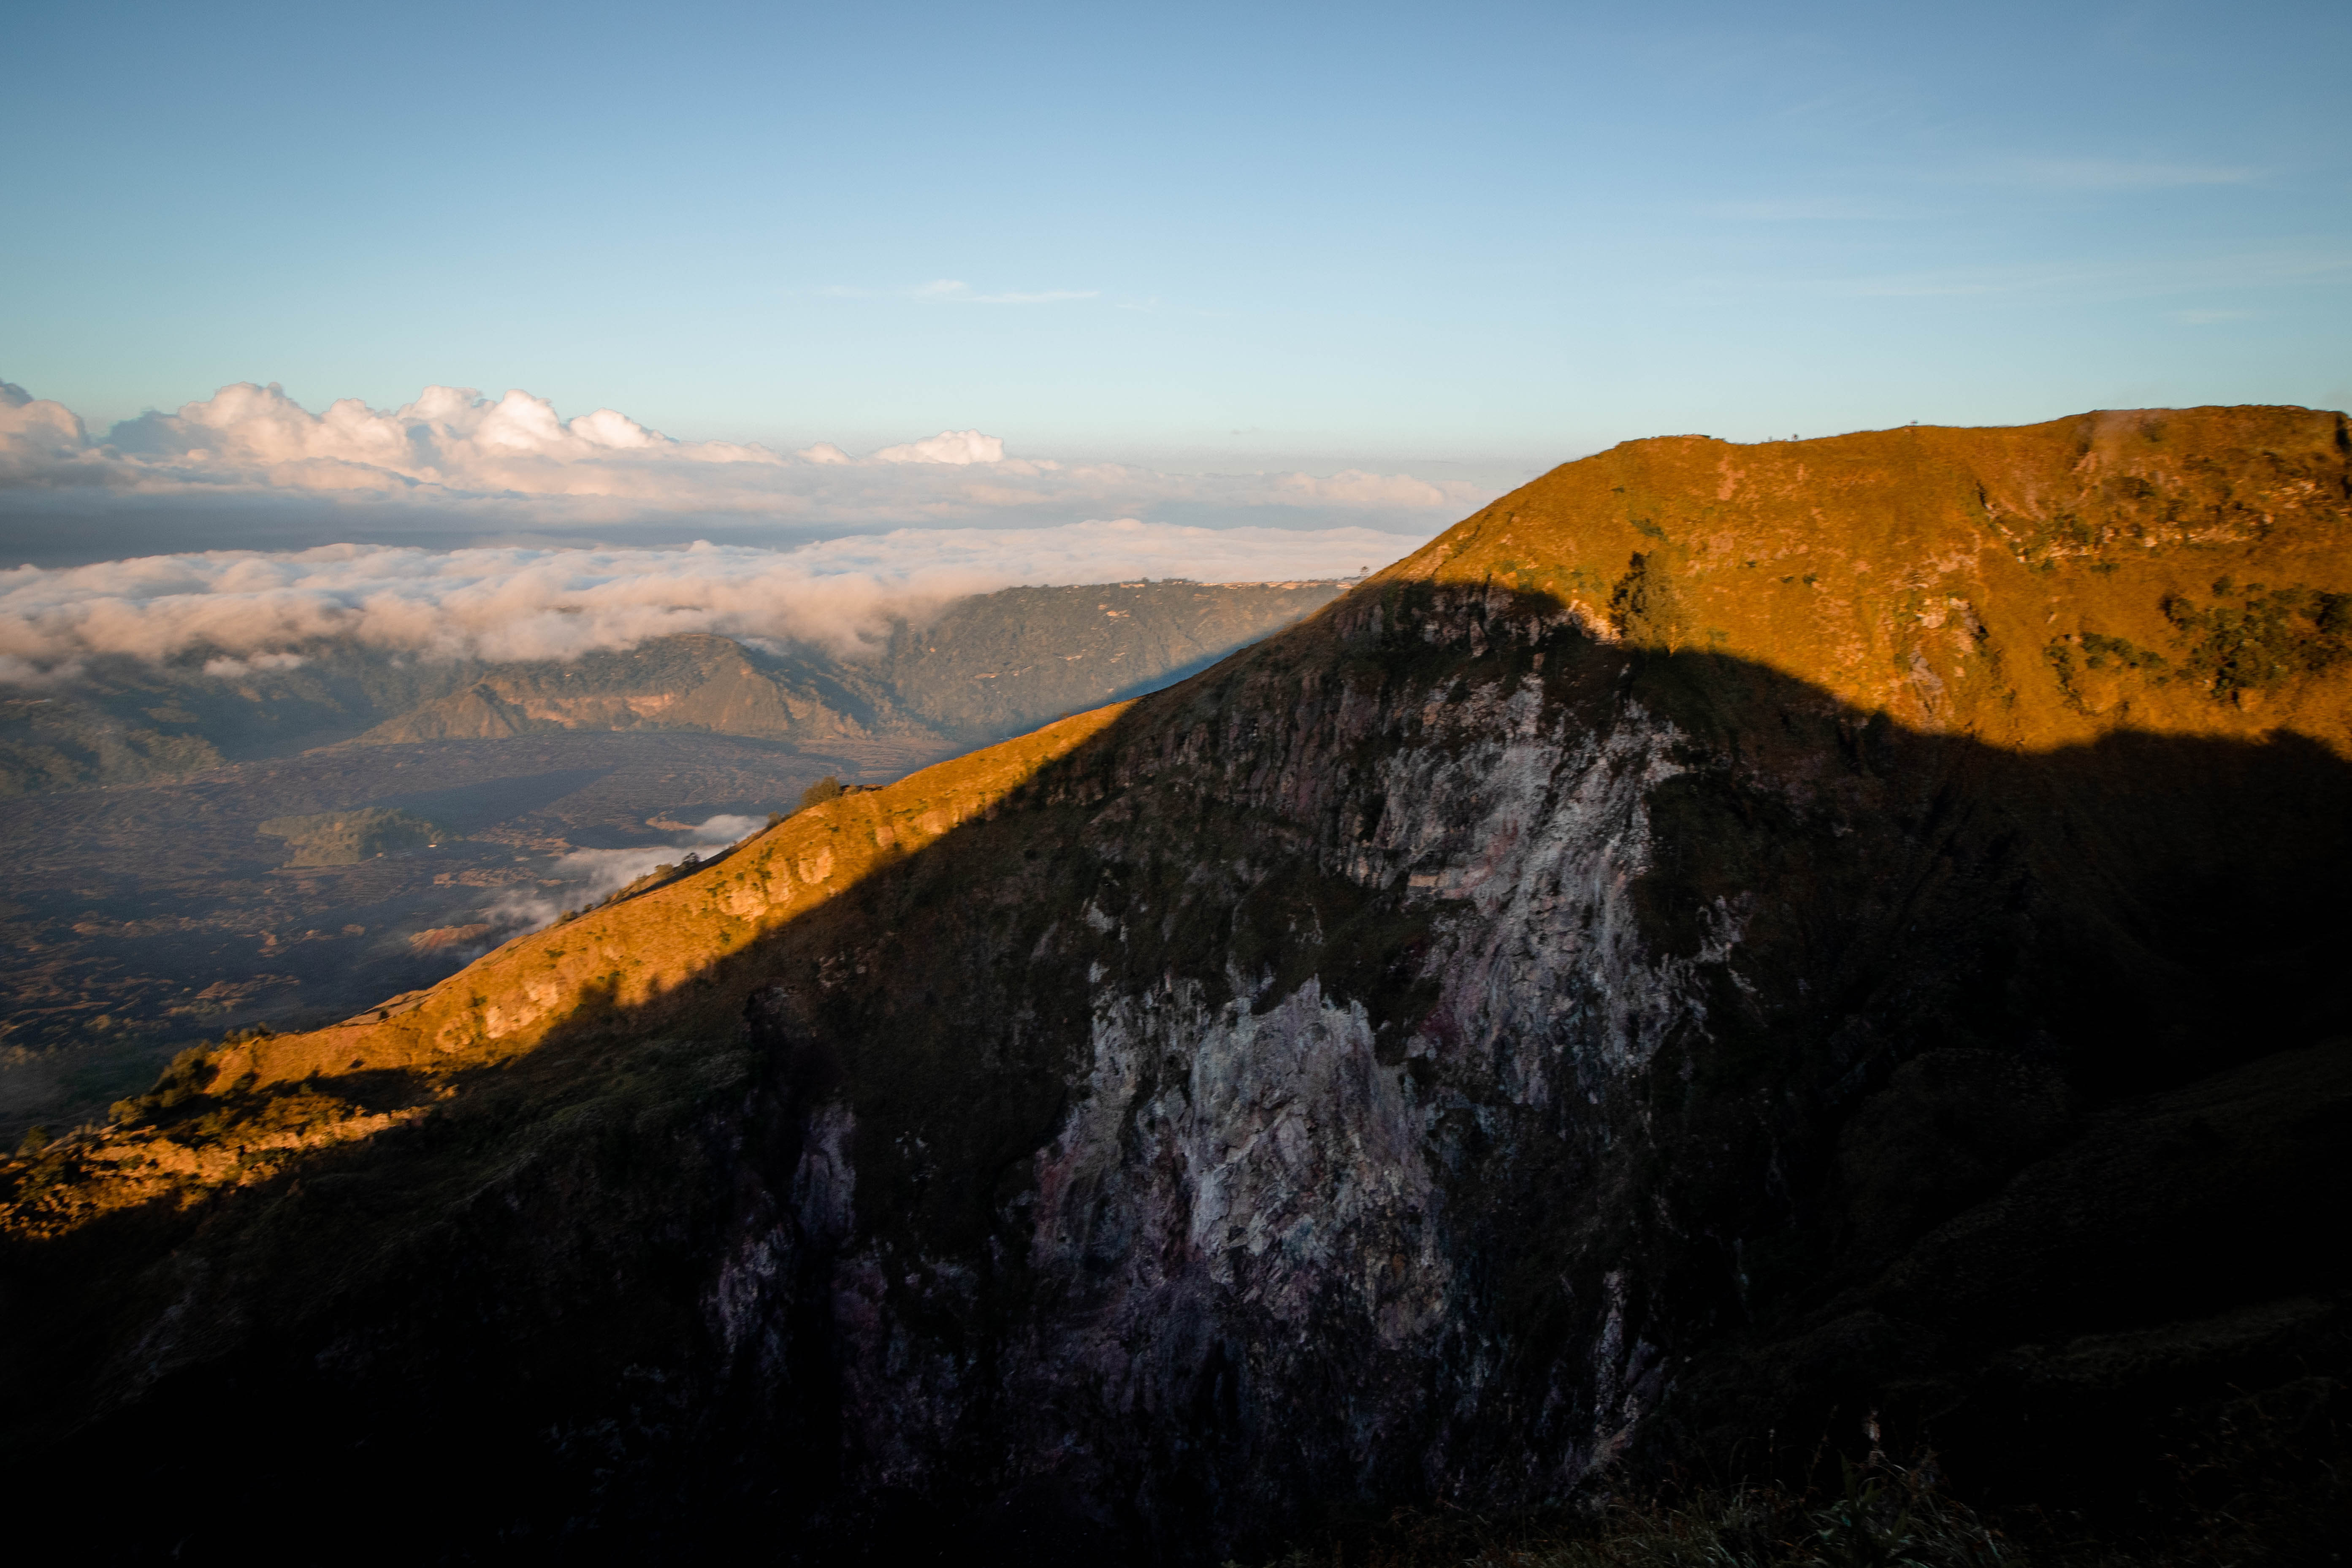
[7,407,2349,1562]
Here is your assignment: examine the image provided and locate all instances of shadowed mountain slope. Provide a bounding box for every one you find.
[874,579,1350,740]
[4,408,2348,1564]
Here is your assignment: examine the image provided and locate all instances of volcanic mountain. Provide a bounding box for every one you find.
[6,407,2349,1563]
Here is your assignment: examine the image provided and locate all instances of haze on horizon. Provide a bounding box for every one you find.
[4,0,2345,506]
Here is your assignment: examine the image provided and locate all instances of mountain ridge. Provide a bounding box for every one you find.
[6,406,2348,1562]
[1399,404,2351,751]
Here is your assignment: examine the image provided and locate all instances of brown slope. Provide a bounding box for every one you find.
[2,704,1130,1238]
[1395,405,2351,751]
[285,702,1125,1079]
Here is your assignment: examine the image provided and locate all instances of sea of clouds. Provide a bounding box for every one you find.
[0,523,1417,682]
[0,376,1477,677]
[0,378,1488,545]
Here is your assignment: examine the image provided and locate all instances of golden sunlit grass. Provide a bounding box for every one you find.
[1388,407,2352,756]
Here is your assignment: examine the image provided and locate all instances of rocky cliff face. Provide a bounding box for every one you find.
[5,409,2349,1562]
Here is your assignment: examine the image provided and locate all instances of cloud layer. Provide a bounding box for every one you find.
[0,521,1412,678]
[0,379,1490,547]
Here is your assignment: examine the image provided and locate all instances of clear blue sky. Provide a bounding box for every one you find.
[6,0,2347,472]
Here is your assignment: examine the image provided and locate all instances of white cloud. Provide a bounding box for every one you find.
[483,813,777,933]
[1700,197,1920,222]
[870,429,1005,465]
[0,381,98,484]
[200,652,307,677]
[0,380,1491,546]
[686,814,766,844]
[821,280,1100,304]
[95,381,776,485]
[913,279,1100,305]
[0,520,1416,676]
[550,848,676,903]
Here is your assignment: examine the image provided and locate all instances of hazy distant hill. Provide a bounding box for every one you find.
[363,580,1346,748]
[0,643,477,796]
[354,634,894,746]
[0,580,1346,793]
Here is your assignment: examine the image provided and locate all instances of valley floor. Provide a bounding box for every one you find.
[0,729,955,1144]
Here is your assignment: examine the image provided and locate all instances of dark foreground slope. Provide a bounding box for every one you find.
[4,409,2349,1563]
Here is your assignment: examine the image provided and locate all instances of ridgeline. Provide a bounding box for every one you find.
[6,408,2347,1564]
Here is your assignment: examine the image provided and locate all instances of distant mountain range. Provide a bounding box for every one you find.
[0,579,1347,794]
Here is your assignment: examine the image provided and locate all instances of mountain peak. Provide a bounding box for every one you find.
[1395,404,2350,751]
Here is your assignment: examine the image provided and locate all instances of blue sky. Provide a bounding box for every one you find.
[6,0,2348,474]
